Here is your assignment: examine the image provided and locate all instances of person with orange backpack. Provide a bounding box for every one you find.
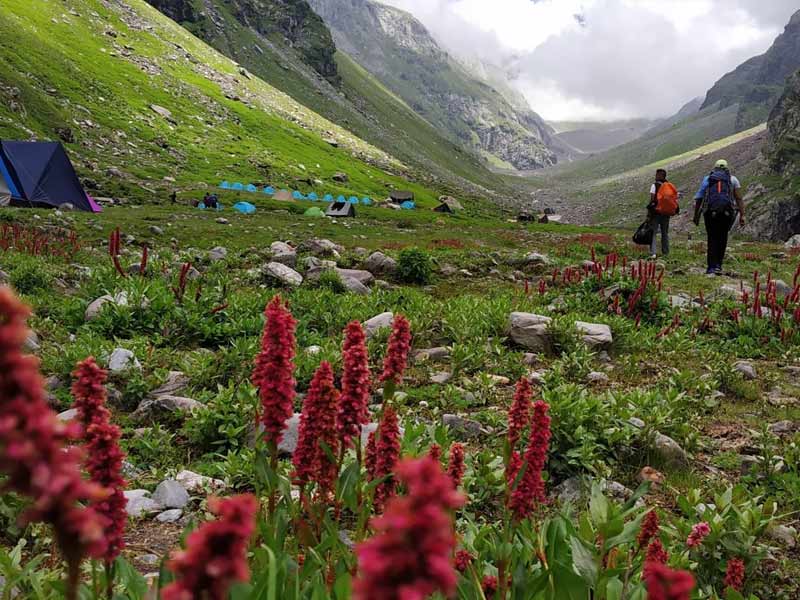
[647,168,679,259]
[692,159,746,275]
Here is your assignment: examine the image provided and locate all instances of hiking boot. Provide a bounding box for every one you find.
[649,254,657,260]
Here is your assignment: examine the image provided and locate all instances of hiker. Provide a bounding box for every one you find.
[692,159,746,275]
[207,193,219,209]
[647,168,679,259]
[170,190,177,204]
[202,192,211,207]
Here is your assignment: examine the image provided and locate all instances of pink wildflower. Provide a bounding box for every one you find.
[454,549,474,573]
[508,400,551,520]
[337,321,371,448]
[378,315,412,385]
[644,562,695,600]
[724,557,745,591]
[686,522,710,548]
[373,407,401,512]
[507,377,532,452]
[162,494,258,600]
[637,510,660,549]
[447,443,466,489]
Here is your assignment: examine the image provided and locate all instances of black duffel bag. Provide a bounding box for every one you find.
[633,220,654,246]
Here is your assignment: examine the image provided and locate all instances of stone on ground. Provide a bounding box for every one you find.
[734,360,757,380]
[108,348,141,373]
[653,432,689,465]
[262,262,303,287]
[442,414,486,439]
[364,312,394,339]
[156,509,183,523]
[132,395,202,422]
[575,321,613,348]
[342,277,370,295]
[364,251,397,275]
[152,480,190,509]
[208,246,228,262]
[175,469,226,493]
[507,312,552,352]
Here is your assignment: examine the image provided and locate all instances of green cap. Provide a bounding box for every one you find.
[714,159,729,169]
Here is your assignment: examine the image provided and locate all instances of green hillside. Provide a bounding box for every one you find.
[0,0,442,207]
[142,0,508,195]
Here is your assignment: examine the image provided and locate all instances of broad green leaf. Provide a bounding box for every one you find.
[569,536,598,586]
[607,577,624,600]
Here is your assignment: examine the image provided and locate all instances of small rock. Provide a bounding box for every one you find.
[23,331,40,353]
[653,432,689,465]
[415,347,451,362]
[768,420,795,435]
[332,172,349,183]
[628,417,646,429]
[575,322,613,348]
[270,241,294,254]
[299,238,343,257]
[208,246,227,262]
[342,277,370,295]
[364,312,394,339]
[587,371,609,385]
[487,374,510,385]
[767,524,797,548]
[507,312,552,352]
[132,395,202,422]
[149,371,190,397]
[85,292,130,321]
[108,348,141,373]
[638,466,665,486]
[215,217,229,225]
[57,408,78,422]
[262,262,303,287]
[734,361,757,381]
[784,234,800,249]
[431,372,452,385]
[522,252,550,266]
[124,490,162,517]
[138,554,160,566]
[364,251,397,276]
[442,414,485,439]
[156,509,183,523]
[175,469,226,493]
[529,370,547,385]
[149,225,163,235]
[271,251,297,268]
[152,480,190,509]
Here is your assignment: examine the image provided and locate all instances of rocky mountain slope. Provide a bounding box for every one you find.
[0,0,444,205]
[308,0,558,171]
[143,0,512,196]
[701,9,800,131]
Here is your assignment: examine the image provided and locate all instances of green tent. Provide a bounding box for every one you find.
[304,206,325,218]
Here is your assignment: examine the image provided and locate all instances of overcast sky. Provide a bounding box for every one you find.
[381,0,799,121]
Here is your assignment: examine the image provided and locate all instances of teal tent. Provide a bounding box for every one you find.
[231,182,244,191]
[263,186,275,195]
[245,184,257,193]
[323,194,334,202]
[219,181,231,189]
[348,196,358,204]
[233,202,256,214]
[292,190,305,200]
[401,201,415,210]
[361,197,372,205]
[307,192,319,201]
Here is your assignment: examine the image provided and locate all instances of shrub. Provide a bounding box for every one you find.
[184,384,258,454]
[312,269,346,293]
[9,259,52,294]
[397,247,434,284]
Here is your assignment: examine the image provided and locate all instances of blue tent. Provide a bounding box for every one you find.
[245,184,258,193]
[292,190,305,200]
[323,194,334,203]
[361,197,372,205]
[337,195,346,203]
[0,140,98,211]
[307,192,319,201]
[263,186,275,195]
[219,181,231,189]
[401,201,415,210]
[231,182,244,191]
[348,196,359,204]
[233,202,256,214]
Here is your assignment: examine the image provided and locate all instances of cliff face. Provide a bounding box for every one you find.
[702,10,800,130]
[308,0,557,170]
[146,0,338,83]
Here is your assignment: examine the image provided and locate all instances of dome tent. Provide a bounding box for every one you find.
[233,202,256,214]
[0,140,99,211]
[292,190,305,200]
[401,201,415,210]
[231,182,244,191]
[245,184,258,192]
[219,181,231,189]
[304,206,325,217]
[323,194,334,202]
[307,192,319,201]
[361,197,372,205]
[263,186,275,195]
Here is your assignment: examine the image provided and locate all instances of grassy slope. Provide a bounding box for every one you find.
[0,0,445,208]
[162,1,508,195]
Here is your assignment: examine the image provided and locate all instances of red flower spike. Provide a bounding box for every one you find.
[686,522,710,548]
[252,296,297,449]
[162,494,258,600]
[637,510,659,549]
[373,406,401,512]
[724,557,745,591]
[507,377,533,453]
[292,361,340,497]
[0,289,106,582]
[428,443,442,462]
[365,430,378,480]
[482,575,499,598]
[508,400,551,520]
[338,321,371,449]
[643,562,695,600]
[447,443,466,489]
[71,358,127,564]
[354,457,464,600]
[454,550,474,573]
[643,539,669,581]
[379,315,412,385]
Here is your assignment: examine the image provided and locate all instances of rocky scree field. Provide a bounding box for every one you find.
[1,198,800,599]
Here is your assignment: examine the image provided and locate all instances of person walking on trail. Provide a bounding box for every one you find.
[647,168,679,259]
[692,159,746,275]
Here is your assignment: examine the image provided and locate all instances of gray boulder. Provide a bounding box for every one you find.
[270,241,294,255]
[576,322,613,348]
[152,480,190,509]
[415,347,451,362]
[23,331,40,353]
[132,395,202,422]
[768,420,796,435]
[364,252,397,276]
[149,371,190,397]
[299,238,343,257]
[57,408,78,422]
[364,312,394,339]
[522,252,550,266]
[734,361,757,381]
[108,348,141,373]
[85,292,129,321]
[587,371,610,385]
[208,246,227,262]
[124,490,162,517]
[653,433,689,465]
[784,234,800,249]
[507,312,552,352]
[431,372,452,385]
[767,524,797,548]
[149,225,163,235]
[342,277,371,295]
[271,251,297,268]
[175,469,226,493]
[442,414,486,439]
[156,509,183,523]
[262,262,303,287]
[307,266,374,286]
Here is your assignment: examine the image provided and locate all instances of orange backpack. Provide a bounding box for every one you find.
[655,181,679,216]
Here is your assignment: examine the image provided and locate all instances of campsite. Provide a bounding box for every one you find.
[2,1,800,599]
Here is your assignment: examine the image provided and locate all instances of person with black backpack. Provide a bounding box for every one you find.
[692,159,746,275]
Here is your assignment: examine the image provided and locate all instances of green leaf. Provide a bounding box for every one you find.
[333,572,352,599]
[569,536,598,586]
[589,483,610,526]
[607,577,624,600]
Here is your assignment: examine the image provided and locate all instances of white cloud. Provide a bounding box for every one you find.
[381,0,798,120]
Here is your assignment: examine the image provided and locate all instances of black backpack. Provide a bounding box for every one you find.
[633,220,654,246]
[705,168,733,211]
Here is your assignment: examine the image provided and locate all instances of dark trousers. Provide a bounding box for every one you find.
[704,209,734,270]
[649,214,670,255]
